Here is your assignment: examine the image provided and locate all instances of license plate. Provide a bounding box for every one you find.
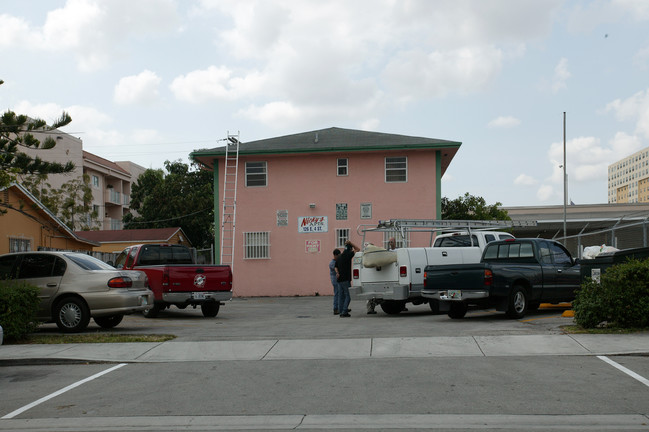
[192,292,207,300]
[447,290,462,299]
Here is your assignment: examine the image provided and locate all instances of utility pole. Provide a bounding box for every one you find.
[563,112,567,241]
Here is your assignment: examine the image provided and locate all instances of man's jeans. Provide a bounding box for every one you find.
[332,282,341,312]
[338,280,351,314]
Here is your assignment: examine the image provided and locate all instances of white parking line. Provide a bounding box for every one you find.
[1,363,127,419]
[598,355,649,388]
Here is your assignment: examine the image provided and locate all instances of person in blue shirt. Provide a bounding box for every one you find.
[329,249,341,314]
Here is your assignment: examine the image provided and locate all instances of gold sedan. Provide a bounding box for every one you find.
[0,251,153,333]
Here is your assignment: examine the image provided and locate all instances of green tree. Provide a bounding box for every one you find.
[0,80,75,190]
[123,160,214,248]
[441,192,510,220]
[19,174,98,230]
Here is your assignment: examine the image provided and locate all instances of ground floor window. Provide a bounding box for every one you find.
[10,238,31,252]
[244,231,270,259]
[335,228,350,248]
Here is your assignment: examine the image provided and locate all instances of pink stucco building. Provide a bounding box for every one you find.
[192,127,460,297]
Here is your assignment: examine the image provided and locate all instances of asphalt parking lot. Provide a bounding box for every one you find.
[31,295,577,341]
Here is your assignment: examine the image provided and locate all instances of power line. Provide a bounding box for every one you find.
[125,207,211,225]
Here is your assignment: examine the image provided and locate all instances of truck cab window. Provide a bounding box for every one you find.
[539,244,553,265]
[549,243,572,265]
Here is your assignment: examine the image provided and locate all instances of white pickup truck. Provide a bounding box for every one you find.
[349,231,514,314]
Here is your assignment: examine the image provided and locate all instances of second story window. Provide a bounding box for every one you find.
[92,175,100,188]
[337,158,348,176]
[385,156,407,182]
[246,162,267,187]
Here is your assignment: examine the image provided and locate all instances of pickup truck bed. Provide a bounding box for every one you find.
[422,238,580,319]
[114,244,233,318]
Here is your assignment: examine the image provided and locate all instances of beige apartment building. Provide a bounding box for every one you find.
[20,128,145,230]
[608,147,649,203]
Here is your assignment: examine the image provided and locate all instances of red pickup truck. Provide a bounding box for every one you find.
[113,244,233,318]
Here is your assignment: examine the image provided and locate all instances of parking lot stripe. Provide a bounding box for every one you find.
[1,363,127,419]
[598,355,649,388]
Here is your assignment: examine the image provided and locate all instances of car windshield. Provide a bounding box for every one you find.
[65,253,116,271]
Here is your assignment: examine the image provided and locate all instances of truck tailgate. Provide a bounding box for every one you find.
[150,265,232,292]
[425,263,487,291]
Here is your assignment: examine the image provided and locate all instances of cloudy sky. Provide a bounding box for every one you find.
[2,0,649,207]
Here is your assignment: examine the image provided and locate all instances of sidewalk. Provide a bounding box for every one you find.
[1,333,648,364]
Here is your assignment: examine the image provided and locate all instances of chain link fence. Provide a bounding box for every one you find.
[553,219,649,258]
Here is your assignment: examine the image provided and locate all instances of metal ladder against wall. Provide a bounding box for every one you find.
[220,131,240,269]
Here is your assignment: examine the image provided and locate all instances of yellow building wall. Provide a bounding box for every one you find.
[1,188,94,254]
[617,185,629,203]
[639,178,649,203]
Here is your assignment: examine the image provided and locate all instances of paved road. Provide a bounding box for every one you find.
[1,296,648,431]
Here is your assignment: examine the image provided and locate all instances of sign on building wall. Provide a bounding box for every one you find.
[360,202,372,219]
[336,203,348,220]
[305,240,321,253]
[298,216,328,233]
[277,210,288,226]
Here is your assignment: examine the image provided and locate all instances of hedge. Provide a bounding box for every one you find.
[0,280,40,341]
[573,258,649,329]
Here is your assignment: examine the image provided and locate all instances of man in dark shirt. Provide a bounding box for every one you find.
[335,240,360,317]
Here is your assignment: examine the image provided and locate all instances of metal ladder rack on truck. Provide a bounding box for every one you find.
[349,219,537,315]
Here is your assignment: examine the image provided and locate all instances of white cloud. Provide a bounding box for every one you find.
[548,136,610,183]
[606,89,649,138]
[12,101,72,126]
[633,45,649,70]
[0,14,40,47]
[384,46,504,103]
[614,0,649,20]
[514,174,538,186]
[131,129,164,145]
[1,0,179,71]
[552,57,571,93]
[170,66,265,103]
[10,100,125,161]
[114,70,162,106]
[488,116,521,128]
[537,184,556,201]
[191,0,560,123]
[610,131,642,155]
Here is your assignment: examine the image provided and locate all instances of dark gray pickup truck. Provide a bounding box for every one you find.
[421,238,581,319]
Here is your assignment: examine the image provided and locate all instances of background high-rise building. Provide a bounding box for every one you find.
[608,147,649,204]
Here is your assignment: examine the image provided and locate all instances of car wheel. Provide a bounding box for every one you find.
[54,297,90,333]
[201,301,220,317]
[506,286,528,319]
[142,302,164,318]
[448,302,468,319]
[428,300,441,314]
[93,315,124,329]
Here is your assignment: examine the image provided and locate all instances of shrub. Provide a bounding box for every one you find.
[573,258,649,329]
[0,280,40,341]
